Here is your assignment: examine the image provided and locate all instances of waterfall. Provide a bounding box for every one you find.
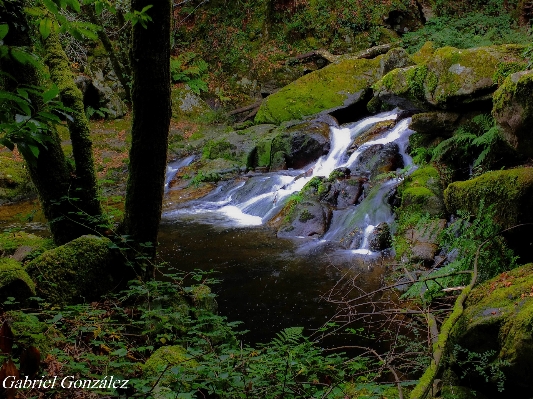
[163,110,414,253]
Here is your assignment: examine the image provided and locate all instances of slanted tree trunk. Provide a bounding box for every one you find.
[84,5,132,102]
[0,0,98,245]
[121,0,171,277]
[43,30,103,230]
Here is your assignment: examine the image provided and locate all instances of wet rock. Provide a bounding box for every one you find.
[277,200,331,238]
[379,47,413,77]
[323,179,364,208]
[269,119,330,170]
[404,219,447,264]
[351,143,404,181]
[409,112,461,137]
[369,222,392,251]
[75,71,127,119]
[493,70,533,158]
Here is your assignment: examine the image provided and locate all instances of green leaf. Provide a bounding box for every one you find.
[39,18,53,40]
[42,85,59,103]
[28,144,40,159]
[0,24,8,41]
[140,4,153,13]
[67,0,81,13]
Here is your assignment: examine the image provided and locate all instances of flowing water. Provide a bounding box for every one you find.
[159,110,415,343]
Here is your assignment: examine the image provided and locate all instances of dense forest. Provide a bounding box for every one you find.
[1,0,533,398]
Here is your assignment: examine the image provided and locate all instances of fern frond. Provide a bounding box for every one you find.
[272,327,304,347]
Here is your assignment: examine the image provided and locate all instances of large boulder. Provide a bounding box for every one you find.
[350,142,404,180]
[374,44,527,111]
[493,70,533,158]
[451,263,533,396]
[444,167,533,229]
[408,112,462,137]
[25,235,117,305]
[75,73,127,119]
[171,84,212,119]
[255,47,412,125]
[276,199,331,239]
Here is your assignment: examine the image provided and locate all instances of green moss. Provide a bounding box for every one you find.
[444,167,533,228]
[7,310,61,357]
[0,155,34,203]
[492,61,527,85]
[25,235,115,305]
[410,41,436,64]
[398,166,443,215]
[0,257,36,297]
[0,231,54,259]
[189,284,217,313]
[202,139,234,160]
[255,56,383,124]
[143,345,198,386]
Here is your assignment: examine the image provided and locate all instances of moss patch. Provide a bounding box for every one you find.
[255,57,383,124]
[443,167,533,228]
[0,154,35,204]
[0,257,36,300]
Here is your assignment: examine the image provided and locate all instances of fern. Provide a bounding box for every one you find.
[271,326,304,347]
[170,52,209,94]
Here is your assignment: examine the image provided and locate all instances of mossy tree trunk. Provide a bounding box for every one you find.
[84,5,132,103]
[121,0,171,277]
[0,0,100,245]
[43,29,103,232]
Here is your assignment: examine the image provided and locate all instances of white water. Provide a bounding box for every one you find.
[163,110,414,253]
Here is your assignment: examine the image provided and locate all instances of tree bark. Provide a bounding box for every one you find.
[43,29,103,230]
[0,0,99,245]
[84,5,132,102]
[121,0,171,277]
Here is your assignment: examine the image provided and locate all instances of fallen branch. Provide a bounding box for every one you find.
[229,100,263,116]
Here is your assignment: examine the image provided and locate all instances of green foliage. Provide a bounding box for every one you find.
[170,52,209,95]
[452,345,510,392]
[404,203,518,301]
[431,114,510,174]
[189,171,221,187]
[402,13,531,53]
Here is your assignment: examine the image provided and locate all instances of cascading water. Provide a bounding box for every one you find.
[163,110,414,254]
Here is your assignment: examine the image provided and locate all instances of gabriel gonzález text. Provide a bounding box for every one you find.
[2,375,129,389]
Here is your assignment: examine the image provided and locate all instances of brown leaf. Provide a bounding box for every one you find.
[0,322,14,355]
[0,359,19,399]
[20,346,41,377]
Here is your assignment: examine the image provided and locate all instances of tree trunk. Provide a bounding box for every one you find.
[121,0,171,277]
[84,5,132,102]
[0,0,98,245]
[43,30,103,231]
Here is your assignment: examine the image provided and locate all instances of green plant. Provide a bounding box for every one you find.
[431,114,511,174]
[170,52,208,95]
[403,202,518,301]
[402,12,531,53]
[452,345,510,392]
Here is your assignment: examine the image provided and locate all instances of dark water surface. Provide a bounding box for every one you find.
[157,219,390,345]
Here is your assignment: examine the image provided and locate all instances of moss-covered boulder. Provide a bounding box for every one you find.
[171,84,211,120]
[374,45,526,111]
[26,235,116,305]
[255,56,384,124]
[493,70,533,158]
[451,264,533,396]
[0,258,36,302]
[398,166,444,217]
[443,167,533,229]
[0,231,54,261]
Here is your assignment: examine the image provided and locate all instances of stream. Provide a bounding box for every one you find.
[159,110,415,343]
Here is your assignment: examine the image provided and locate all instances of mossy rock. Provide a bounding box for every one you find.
[171,85,211,120]
[25,235,116,306]
[493,70,533,158]
[143,345,199,390]
[434,385,487,399]
[374,44,526,111]
[0,258,36,302]
[0,155,35,204]
[451,263,533,396]
[443,167,533,229]
[398,166,444,217]
[255,56,384,124]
